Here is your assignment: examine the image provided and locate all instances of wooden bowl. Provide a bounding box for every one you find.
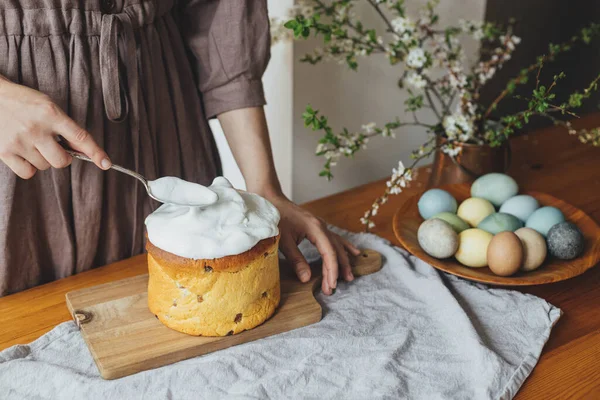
[392,184,600,286]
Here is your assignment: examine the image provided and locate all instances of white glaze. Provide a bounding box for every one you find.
[148,177,218,207]
[145,177,280,259]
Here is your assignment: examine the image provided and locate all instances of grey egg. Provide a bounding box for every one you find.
[418,219,459,259]
[547,222,584,260]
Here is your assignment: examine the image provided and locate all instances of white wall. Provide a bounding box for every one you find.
[212,1,485,203]
[292,0,486,203]
[211,0,294,195]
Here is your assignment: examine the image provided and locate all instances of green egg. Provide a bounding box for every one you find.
[430,212,470,233]
[477,212,523,235]
[471,173,519,207]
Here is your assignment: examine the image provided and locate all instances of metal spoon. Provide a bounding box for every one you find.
[64,149,163,203]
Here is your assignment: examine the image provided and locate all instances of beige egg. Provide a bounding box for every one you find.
[455,228,493,268]
[487,232,523,276]
[457,198,495,227]
[515,227,547,271]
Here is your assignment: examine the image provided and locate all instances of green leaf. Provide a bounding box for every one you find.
[284,20,298,29]
[367,29,377,43]
[346,55,358,70]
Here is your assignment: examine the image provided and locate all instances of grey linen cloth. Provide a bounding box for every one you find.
[0,228,560,400]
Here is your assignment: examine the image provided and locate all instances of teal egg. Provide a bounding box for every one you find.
[525,206,566,237]
[499,195,540,222]
[430,212,470,233]
[471,173,519,207]
[418,189,458,219]
[477,212,524,235]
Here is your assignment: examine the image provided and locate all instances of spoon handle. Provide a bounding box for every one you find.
[64,149,150,190]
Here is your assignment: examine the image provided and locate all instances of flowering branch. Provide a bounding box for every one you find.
[362,137,438,230]
[303,105,435,180]
[273,1,600,229]
[483,22,600,119]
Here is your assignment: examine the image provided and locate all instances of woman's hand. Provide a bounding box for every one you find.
[0,77,111,179]
[267,194,361,295]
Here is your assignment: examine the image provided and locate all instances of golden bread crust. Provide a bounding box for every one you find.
[147,235,280,336]
[146,235,278,273]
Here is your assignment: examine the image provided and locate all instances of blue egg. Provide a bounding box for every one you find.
[526,206,566,237]
[471,173,519,207]
[418,189,458,219]
[499,195,540,222]
[477,212,524,235]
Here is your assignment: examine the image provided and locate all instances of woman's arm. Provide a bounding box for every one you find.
[218,107,360,295]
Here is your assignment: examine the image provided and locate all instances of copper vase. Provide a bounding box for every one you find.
[427,138,511,188]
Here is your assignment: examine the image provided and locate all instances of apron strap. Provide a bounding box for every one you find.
[99,11,140,173]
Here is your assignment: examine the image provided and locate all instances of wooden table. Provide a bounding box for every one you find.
[1,115,600,398]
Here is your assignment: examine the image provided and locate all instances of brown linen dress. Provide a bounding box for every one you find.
[0,0,271,296]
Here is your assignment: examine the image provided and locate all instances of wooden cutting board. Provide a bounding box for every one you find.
[66,249,382,380]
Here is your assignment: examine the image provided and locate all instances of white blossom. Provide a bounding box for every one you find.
[335,5,349,21]
[449,72,467,88]
[290,0,316,18]
[499,35,521,51]
[324,150,340,160]
[442,145,461,157]
[362,122,377,134]
[459,19,484,40]
[405,71,427,89]
[392,161,405,178]
[382,127,396,138]
[477,65,496,85]
[443,112,473,140]
[315,143,327,154]
[406,48,427,69]
[391,17,415,34]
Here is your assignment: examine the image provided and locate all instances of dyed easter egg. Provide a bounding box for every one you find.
[457,198,495,227]
[499,195,540,222]
[525,206,565,237]
[418,219,459,259]
[487,232,523,277]
[418,189,458,219]
[515,227,547,271]
[477,212,524,235]
[547,222,584,260]
[430,212,470,233]
[471,173,519,207]
[455,228,493,268]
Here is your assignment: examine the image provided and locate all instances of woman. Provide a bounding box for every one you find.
[0,0,357,297]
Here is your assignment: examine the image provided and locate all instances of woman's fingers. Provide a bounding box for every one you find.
[50,106,111,170]
[36,138,72,169]
[306,223,339,295]
[21,147,51,171]
[2,154,37,179]
[330,233,354,282]
[280,234,312,283]
[338,234,361,256]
